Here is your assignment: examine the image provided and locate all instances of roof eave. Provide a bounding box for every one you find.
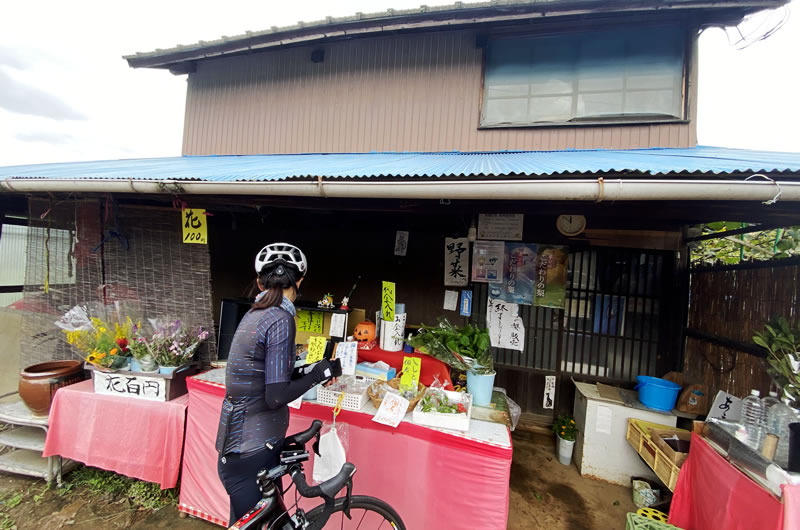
[124,0,788,71]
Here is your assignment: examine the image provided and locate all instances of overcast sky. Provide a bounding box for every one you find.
[0,0,798,167]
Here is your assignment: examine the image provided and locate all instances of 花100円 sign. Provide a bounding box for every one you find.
[182,208,208,244]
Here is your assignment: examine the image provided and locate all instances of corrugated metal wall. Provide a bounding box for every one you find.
[182,30,697,155]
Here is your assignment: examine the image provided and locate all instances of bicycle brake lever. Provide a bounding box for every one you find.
[312,431,321,456]
[344,479,353,520]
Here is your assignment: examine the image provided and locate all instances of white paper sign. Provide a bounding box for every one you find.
[372,392,409,428]
[380,313,407,352]
[596,405,613,435]
[444,237,469,286]
[478,213,524,241]
[92,372,167,402]
[543,375,555,409]
[288,395,303,409]
[330,313,347,338]
[394,231,409,256]
[443,290,458,311]
[334,341,359,376]
[708,390,743,422]
[486,298,524,351]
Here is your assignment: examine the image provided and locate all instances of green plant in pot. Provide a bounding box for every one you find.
[408,319,496,406]
[552,414,578,466]
[753,317,800,408]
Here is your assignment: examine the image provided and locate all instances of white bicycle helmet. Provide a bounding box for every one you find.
[254,243,308,275]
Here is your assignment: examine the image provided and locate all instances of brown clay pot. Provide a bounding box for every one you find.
[19,360,86,417]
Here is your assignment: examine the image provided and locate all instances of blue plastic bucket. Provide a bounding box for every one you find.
[467,371,496,407]
[635,376,681,411]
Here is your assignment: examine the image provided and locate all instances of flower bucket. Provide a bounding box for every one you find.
[467,370,496,407]
[130,358,142,372]
[557,435,575,466]
[159,365,179,375]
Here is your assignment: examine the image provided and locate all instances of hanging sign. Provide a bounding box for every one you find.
[444,237,469,286]
[478,214,523,241]
[381,281,396,321]
[489,243,538,305]
[486,298,525,352]
[534,245,568,309]
[181,208,208,244]
[444,290,458,311]
[400,357,422,390]
[459,290,473,317]
[297,310,324,333]
[394,231,409,256]
[305,337,328,364]
[543,375,555,409]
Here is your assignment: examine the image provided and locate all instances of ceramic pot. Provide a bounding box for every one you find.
[19,360,85,417]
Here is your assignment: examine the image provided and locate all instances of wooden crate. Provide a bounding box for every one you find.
[85,363,198,402]
[626,419,683,491]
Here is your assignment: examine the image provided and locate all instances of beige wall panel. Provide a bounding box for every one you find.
[183,30,696,155]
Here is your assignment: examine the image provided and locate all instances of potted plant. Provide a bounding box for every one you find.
[553,414,578,466]
[146,319,209,375]
[407,319,496,406]
[753,317,800,408]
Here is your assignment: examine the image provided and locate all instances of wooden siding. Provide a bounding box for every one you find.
[182,30,697,155]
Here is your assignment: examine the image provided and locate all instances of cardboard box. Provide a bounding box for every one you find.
[649,428,691,467]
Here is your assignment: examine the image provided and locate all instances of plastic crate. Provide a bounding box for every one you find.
[626,419,682,491]
[316,376,372,411]
[626,513,678,530]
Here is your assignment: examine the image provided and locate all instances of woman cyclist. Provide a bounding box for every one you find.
[215,242,342,525]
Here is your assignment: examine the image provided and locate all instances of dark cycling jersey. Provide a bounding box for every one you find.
[216,296,337,456]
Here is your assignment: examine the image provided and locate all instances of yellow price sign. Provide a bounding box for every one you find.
[305,336,327,364]
[297,310,324,333]
[400,356,421,391]
[381,281,396,321]
[182,208,208,245]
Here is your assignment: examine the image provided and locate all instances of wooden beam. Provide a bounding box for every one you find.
[684,328,766,358]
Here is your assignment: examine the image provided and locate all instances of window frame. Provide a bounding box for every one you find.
[478,22,693,130]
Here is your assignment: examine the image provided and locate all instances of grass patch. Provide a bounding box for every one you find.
[68,467,178,510]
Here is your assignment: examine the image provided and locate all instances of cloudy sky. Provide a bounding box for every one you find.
[0,0,798,167]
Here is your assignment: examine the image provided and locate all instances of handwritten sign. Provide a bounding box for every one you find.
[329,313,346,338]
[372,392,410,428]
[543,375,555,409]
[394,231,409,256]
[306,336,328,364]
[478,213,523,241]
[334,341,358,376]
[400,357,421,391]
[92,372,166,402]
[181,208,208,244]
[381,281,395,321]
[444,237,469,287]
[486,298,525,352]
[297,310,324,333]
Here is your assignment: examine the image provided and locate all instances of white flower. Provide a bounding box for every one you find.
[790,353,800,374]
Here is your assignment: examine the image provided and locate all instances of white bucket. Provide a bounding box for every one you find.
[557,435,575,466]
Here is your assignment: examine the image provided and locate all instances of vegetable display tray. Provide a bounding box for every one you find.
[412,389,472,432]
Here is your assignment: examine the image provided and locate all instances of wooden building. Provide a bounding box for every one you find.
[2,0,799,422]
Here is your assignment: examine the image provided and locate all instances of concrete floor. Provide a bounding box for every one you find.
[508,432,637,530]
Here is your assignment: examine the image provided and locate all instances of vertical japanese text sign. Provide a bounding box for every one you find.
[382,281,396,322]
[182,208,208,244]
[444,237,469,287]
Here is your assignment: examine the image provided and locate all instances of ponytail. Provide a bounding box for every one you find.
[251,262,300,311]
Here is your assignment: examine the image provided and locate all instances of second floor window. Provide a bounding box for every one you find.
[481,25,687,127]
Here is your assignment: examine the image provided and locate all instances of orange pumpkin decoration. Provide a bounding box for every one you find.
[353,321,377,342]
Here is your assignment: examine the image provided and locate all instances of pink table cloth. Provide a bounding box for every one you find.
[43,379,188,489]
[669,433,799,530]
[179,374,512,528]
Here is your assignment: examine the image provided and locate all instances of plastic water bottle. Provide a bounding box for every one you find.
[741,389,766,450]
[763,391,781,417]
[768,402,798,468]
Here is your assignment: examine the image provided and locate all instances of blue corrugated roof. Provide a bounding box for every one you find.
[1,146,799,182]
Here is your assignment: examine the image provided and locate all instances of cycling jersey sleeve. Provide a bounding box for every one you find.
[263,361,336,410]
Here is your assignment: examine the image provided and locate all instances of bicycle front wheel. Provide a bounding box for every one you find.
[303,495,405,530]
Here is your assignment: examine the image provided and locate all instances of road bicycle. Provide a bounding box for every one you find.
[230,419,405,530]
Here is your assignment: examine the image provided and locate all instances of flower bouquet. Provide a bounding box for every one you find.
[56,305,134,371]
[144,319,209,372]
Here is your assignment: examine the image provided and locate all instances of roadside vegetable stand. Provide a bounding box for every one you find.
[178,369,513,529]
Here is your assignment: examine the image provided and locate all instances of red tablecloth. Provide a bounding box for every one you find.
[43,379,188,489]
[357,346,453,388]
[179,374,511,528]
[669,433,799,530]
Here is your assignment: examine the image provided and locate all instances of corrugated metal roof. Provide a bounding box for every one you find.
[124,0,786,69]
[1,147,799,183]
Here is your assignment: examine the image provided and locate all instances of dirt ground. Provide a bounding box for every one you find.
[0,432,636,529]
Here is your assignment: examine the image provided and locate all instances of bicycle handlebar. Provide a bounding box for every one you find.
[291,462,356,530]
